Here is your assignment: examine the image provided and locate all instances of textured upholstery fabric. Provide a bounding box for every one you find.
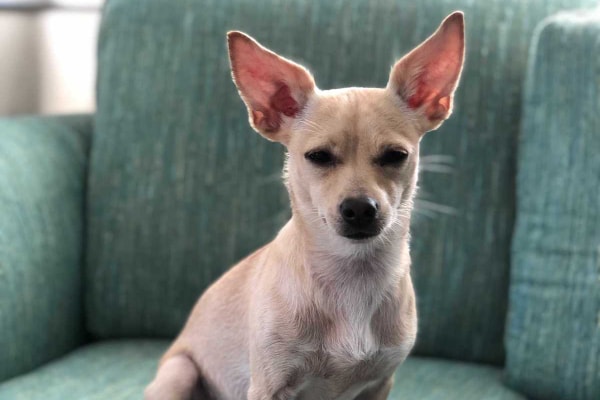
[505,10,600,400]
[89,0,596,364]
[392,358,525,400]
[0,115,91,382]
[0,340,168,399]
[0,339,521,400]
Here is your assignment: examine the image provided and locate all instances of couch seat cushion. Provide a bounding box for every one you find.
[0,340,522,399]
[393,357,524,399]
[0,340,169,400]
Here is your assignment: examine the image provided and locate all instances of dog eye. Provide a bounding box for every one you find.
[305,150,335,166]
[377,149,408,167]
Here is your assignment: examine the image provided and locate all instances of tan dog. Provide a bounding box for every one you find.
[146,12,464,400]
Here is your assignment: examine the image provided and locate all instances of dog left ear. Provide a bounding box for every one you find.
[388,12,465,132]
[228,31,316,144]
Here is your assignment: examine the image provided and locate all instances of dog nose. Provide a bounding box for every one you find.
[339,197,379,228]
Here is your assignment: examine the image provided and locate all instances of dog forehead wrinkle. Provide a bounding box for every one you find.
[320,88,415,139]
[296,90,365,152]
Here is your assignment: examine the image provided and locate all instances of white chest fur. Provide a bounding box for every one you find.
[278,247,412,399]
[287,306,410,400]
[292,336,408,400]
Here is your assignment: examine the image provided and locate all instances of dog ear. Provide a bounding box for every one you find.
[388,12,465,132]
[227,31,316,143]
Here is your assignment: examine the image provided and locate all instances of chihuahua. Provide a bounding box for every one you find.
[146,11,465,400]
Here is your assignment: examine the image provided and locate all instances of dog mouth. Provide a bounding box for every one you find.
[343,231,379,240]
[320,213,383,241]
[339,224,384,240]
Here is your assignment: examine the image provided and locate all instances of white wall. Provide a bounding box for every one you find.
[0,4,101,116]
[0,12,39,115]
[37,10,100,114]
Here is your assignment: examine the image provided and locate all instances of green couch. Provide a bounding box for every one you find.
[1,1,598,399]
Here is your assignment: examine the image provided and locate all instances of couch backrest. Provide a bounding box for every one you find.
[87,0,595,364]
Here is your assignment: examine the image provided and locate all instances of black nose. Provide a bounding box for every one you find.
[339,197,379,229]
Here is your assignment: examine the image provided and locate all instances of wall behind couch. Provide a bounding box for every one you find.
[0,1,102,116]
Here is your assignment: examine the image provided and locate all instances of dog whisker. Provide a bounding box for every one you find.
[420,154,454,163]
[419,164,454,173]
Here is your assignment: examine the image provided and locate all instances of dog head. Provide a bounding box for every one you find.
[228,13,465,252]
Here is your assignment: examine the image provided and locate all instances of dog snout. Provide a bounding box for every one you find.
[340,197,378,225]
[339,197,381,239]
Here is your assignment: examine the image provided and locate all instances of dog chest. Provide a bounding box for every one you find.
[287,324,408,398]
[292,343,406,399]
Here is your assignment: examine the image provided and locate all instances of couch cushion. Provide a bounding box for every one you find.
[0,340,522,400]
[89,0,596,364]
[393,358,525,400]
[0,340,169,399]
[506,10,600,400]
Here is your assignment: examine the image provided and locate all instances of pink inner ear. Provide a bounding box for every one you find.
[271,84,300,117]
[407,77,453,121]
[406,55,462,111]
[402,51,462,121]
[391,12,464,122]
[250,84,300,133]
[406,79,430,109]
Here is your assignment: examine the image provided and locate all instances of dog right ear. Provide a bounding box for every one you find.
[387,12,465,132]
[227,32,316,144]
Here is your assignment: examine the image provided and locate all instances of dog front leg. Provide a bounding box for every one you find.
[355,375,394,400]
[247,368,303,400]
[145,354,202,400]
[247,378,301,400]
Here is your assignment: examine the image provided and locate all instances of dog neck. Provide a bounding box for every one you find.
[273,213,411,323]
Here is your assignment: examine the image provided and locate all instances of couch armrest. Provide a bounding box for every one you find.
[506,9,600,400]
[0,115,92,382]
